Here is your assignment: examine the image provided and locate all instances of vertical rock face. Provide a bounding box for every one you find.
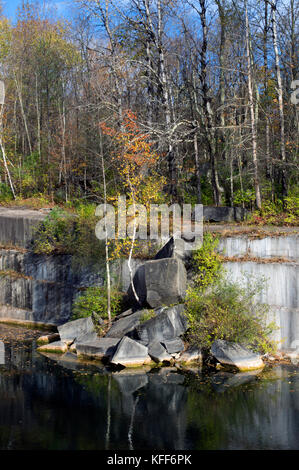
[0,209,106,326]
[0,208,45,248]
[219,235,299,350]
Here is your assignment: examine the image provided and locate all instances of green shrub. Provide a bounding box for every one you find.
[0,182,13,202]
[185,275,277,355]
[33,207,75,254]
[72,285,123,322]
[191,233,223,290]
[33,204,106,264]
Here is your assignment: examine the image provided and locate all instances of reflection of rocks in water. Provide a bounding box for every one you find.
[4,336,299,450]
[112,367,187,449]
[38,351,102,373]
[211,370,261,393]
[113,369,149,395]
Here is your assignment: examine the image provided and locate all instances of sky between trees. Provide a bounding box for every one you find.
[0,0,297,210]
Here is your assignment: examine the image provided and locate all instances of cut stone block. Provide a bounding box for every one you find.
[211,340,264,372]
[110,337,152,367]
[177,346,202,364]
[148,341,173,363]
[128,258,187,309]
[136,304,187,345]
[162,338,185,354]
[76,337,120,359]
[105,310,149,338]
[36,333,60,345]
[58,316,95,345]
[37,340,68,354]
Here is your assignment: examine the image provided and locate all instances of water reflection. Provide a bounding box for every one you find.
[1,332,299,450]
[0,341,4,365]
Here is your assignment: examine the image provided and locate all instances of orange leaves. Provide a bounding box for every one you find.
[99,110,157,168]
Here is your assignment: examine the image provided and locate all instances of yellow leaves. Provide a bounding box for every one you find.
[0,18,12,59]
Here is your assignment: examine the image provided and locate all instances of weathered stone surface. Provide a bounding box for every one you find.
[0,207,45,248]
[136,304,187,345]
[177,346,202,364]
[145,259,187,308]
[203,206,247,223]
[37,333,60,345]
[211,340,264,371]
[162,338,184,354]
[105,310,149,338]
[76,337,120,359]
[114,308,133,320]
[148,341,173,363]
[154,235,202,261]
[58,316,95,345]
[110,337,152,367]
[37,340,68,354]
[127,264,146,307]
[128,258,187,308]
[154,237,186,260]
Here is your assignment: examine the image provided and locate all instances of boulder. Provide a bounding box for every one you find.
[36,333,60,345]
[127,264,146,306]
[58,316,96,345]
[128,258,187,309]
[177,346,202,364]
[114,308,133,320]
[154,235,202,261]
[105,309,149,338]
[37,340,68,354]
[203,206,235,223]
[110,337,152,367]
[148,341,173,363]
[76,331,99,343]
[202,206,247,223]
[154,237,185,260]
[72,331,99,354]
[136,304,187,345]
[76,337,120,359]
[211,340,264,371]
[162,338,185,355]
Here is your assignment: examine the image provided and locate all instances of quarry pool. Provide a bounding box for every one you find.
[1,324,299,450]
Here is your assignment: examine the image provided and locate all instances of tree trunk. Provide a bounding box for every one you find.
[271,0,287,201]
[245,0,262,209]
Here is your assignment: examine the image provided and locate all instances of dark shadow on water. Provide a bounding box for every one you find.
[1,335,299,450]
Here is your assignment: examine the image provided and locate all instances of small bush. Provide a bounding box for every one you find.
[249,191,299,226]
[0,182,13,202]
[33,207,75,254]
[33,204,106,264]
[191,233,223,290]
[72,285,123,322]
[185,275,277,355]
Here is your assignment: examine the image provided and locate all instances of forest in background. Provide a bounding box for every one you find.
[0,0,297,220]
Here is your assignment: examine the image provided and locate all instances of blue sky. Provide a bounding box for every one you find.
[3,0,69,21]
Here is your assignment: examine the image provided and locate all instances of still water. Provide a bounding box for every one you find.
[1,324,299,450]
